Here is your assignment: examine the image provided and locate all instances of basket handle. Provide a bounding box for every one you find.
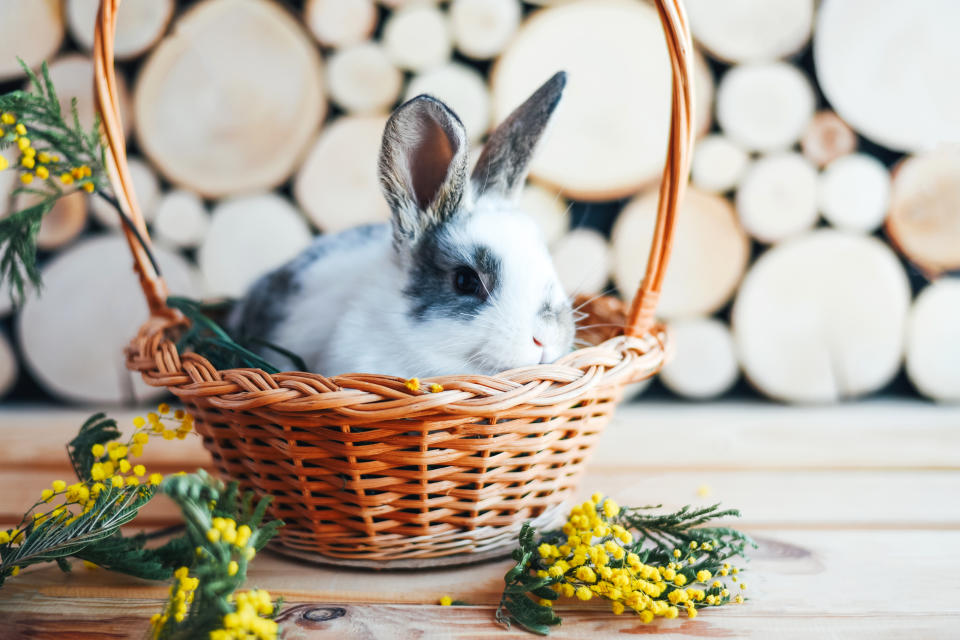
[93,0,693,334]
[625,0,695,337]
[93,0,172,318]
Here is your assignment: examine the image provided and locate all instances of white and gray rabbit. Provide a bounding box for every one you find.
[229,72,575,377]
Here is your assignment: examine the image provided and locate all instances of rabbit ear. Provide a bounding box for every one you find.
[378,95,469,245]
[472,71,566,199]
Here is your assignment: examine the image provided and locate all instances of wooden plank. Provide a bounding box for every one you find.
[597,400,960,470]
[4,467,957,529]
[2,530,957,614]
[2,401,958,473]
[1,599,956,640]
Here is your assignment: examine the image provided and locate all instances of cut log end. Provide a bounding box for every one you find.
[717,62,815,153]
[200,193,312,298]
[802,111,857,169]
[450,0,522,61]
[732,230,910,404]
[305,0,377,48]
[906,278,960,402]
[17,236,199,404]
[736,152,819,244]
[294,116,391,234]
[0,0,64,81]
[493,0,709,200]
[885,148,960,277]
[819,153,891,234]
[66,0,174,60]
[327,43,403,115]
[660,318,739,400]
[382,4,452,71]
[551,229,612,297]
[90,157,160,228]
[613,188,750,319]
[135,0,325,197]
[691,134,750,194]
[154,190,210,249]
[687,0,814,63]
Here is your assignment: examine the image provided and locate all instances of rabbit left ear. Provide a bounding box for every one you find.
[378,95,469,246]
[472,71,566,199]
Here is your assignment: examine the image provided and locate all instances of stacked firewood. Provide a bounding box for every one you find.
[0,0,957,405]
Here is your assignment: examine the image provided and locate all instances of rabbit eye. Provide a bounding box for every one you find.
[452,266,485,299]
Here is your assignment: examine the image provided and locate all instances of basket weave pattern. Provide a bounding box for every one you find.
[95,0,694,563]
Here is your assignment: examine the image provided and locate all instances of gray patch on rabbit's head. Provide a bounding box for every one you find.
[403,224,502,321]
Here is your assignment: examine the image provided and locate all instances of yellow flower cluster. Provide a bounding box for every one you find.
[0,404,193,562]
[0,111,94,191]
[150,566,200,634]
[404,378,444,393]
[205,516,256,562]
[535,494,744,622]
[211,589,279,640]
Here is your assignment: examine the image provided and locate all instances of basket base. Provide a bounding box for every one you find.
[264,501,568,570]
[266,541,515,570]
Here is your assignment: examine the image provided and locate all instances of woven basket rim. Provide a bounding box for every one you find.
[126,313,669,414]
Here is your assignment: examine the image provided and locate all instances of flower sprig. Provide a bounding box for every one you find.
[496,495,755,635]
[0,59,109,306]
[149,471,283,640]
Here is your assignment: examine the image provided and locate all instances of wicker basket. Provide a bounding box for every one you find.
[92,0,694,566]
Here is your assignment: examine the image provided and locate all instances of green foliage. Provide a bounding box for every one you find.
[0,481,156,587]
[151,471,284,639]
[0,412,283,595]
[168,296,306,373]
[497,502,756,635]
[0,59,107,306]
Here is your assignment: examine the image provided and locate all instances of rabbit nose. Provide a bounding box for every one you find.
[532,336,544,347]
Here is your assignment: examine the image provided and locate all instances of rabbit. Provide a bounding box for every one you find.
[229,71,575,378]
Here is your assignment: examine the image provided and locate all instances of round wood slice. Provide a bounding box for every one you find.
[382,3,452,71]
[405,63,491,143]
[716,62,814,153]
[199,193,312,298]
[90,157,160,228]
[492,0,710,200]
[736,152,819,244]
[885,147,960,277]
[14,190,88,251]
[660,317,739,400]
[518,182,569,246]
[0,0,64,82]
[66,0,174,60]
[814,0,960,152]
[327,43,403,115]
[17,234,200,404]
[450,0,522,61]
[0,146,18,219]
[732,230,911,403]
[0,330,17,398]
[293,116,391,234]
[801,111,857,169]
[905,278,960,403]
[153,189,210,249]
[42,55,133,137]
[304,0,377,49]
[135,0,325,197]
[691,134,750,194]
[819,153,890,234]
[551,228,611,297]
[613,187,750,319]
[0,279,14,317]
[686,0,814,63]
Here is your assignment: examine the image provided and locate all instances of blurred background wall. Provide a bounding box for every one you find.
[0,0,958,406]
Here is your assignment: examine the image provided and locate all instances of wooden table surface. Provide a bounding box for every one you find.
[0,401,958,639]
